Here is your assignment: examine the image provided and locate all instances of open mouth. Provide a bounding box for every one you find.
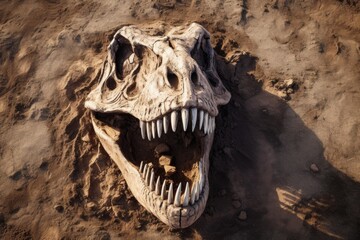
[91,107,215,227]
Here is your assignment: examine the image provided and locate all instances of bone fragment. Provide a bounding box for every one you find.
[159,155,172,166]
[164,165,176,176]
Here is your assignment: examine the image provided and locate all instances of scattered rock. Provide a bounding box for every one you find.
[232,200,241,209]
[310,163,320,173]
[238,210,247,221]
[159,155,172,166]
[164,165,176,176]
[154,143,170,158]
[284,78,294,88]
[54,204,64,213]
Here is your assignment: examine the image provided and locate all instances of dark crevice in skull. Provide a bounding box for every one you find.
[166,69,180,89]
[115,36,135,80]
[191,39,210,70]
[93,112,203,188]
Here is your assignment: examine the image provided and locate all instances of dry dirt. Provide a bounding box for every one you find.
[1,0,360,239]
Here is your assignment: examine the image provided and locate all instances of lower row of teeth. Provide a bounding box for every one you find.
[139,108,216,141]
[139,161,204,207]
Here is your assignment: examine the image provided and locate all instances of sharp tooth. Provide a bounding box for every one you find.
[150,170,155,191]
[152,121,156,139]
[146,122,152,141]
[213,118,216,131]
[209,117,213,134]
[163,115,169,134]
[174,183,182,207]
[142,164,148,178]
[161,180,167,200]
[204,112,209,134]
[145,166,151,185]
[190,183,197,205]
[196,182,200,200]
[181,108,189,131]
[191,108,197,132]
[168,182,174,204]
[155,176,161,195]
[171,111,178,132]
[183,182,190,207]
[140,121,146,139]
[139,161,144,173]
[199,110,204,130]
[200,173,204,192]
[157,119,163,138]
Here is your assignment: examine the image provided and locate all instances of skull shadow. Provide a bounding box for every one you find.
[184,52,360,240]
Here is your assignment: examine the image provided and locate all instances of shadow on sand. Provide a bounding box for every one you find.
[183,53,360,240]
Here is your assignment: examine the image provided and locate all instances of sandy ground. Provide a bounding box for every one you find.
[1,0,360,239]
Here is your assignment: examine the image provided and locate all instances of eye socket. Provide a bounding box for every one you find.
[115,36,137,80]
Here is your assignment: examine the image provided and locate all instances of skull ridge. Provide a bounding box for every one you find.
[85,23,231,228]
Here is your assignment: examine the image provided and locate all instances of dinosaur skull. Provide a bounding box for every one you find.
[85,23,230,228]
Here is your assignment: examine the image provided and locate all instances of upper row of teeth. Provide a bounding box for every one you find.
[139,161,205,207]
[139,108,216,140]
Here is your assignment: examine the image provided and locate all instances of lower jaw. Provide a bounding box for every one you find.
[90,113,213,228]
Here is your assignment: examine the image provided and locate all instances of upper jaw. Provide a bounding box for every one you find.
[139,106,217,141]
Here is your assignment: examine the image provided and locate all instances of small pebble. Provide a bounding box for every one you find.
[238,210,247,221]
[310,163,320,173]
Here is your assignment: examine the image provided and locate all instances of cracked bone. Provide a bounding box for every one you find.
[159,155,172,166]
[85,23,230,228]
[164,165,176,176]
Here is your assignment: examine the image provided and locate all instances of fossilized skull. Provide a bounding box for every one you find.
[85,23,231,228]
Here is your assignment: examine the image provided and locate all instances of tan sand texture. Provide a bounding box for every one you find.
[0,0,359,239]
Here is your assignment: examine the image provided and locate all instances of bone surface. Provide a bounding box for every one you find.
[85,23,231,228]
